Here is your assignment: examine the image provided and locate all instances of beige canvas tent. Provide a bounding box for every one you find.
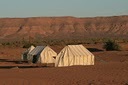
[55,45,94,67]
[22,45,35,61]
[27,46,57,63]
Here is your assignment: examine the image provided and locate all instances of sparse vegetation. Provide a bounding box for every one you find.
[22,42,36,48]
[0,38,127,48]
[103,39,121,51]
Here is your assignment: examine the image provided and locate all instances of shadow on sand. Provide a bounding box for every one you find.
[0,59,54,69]
[0,59,28,64]
[87,48,104,52]
[0,65,48,69]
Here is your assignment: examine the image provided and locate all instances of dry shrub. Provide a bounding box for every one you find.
[103,40,121,51]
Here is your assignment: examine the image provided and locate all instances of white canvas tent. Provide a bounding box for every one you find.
[55,45,94,67]
[22,45,35,61]
[27,46,57,63]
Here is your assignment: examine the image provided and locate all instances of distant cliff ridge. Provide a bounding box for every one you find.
[0,15,128,41]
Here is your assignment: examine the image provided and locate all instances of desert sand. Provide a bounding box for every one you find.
[0,43,128,85]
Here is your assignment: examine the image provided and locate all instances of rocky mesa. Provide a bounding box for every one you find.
[0,15,128,41]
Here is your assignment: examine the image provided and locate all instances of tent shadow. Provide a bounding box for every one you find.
[0,59,9,62]
[0,58,28,64]
[0,65,49,69]
[87,48,104,52]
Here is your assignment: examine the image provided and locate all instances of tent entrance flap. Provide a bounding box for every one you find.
[23,53,28,61]
[32,55,39,63]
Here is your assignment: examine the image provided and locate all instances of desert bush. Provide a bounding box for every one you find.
[103,39,120,51]
[2,42,10,46]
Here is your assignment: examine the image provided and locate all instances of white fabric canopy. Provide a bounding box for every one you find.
[27,46,57,63]
[55,45,94,67]
[22,45,35,60]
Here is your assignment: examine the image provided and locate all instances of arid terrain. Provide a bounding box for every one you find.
[0,15,128,85]
[0,43,128,85]
[0,15,128,42]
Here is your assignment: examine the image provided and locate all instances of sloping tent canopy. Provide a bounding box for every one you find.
[55,45,94,67]
[22,45,35,61]
[27,46,57,63]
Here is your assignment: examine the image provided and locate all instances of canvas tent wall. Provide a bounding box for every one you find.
[55,45,94,67]
[27,46,57,63]
[22,45,35,61]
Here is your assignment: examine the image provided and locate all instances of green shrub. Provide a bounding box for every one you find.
[103,40,120,51]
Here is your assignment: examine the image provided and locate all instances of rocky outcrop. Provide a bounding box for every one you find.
[0,15,128,41]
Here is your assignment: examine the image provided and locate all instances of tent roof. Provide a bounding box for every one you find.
[30,45,35,48]
[23,45,35,54]
[66,45,93,56]
[29,46,45,56]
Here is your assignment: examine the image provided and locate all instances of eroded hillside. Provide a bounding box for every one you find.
[0,16,128,41]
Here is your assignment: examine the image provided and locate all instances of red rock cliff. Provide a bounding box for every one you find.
[0,16,128,41]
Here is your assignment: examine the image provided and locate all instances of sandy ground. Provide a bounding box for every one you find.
[0,43,128,85]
